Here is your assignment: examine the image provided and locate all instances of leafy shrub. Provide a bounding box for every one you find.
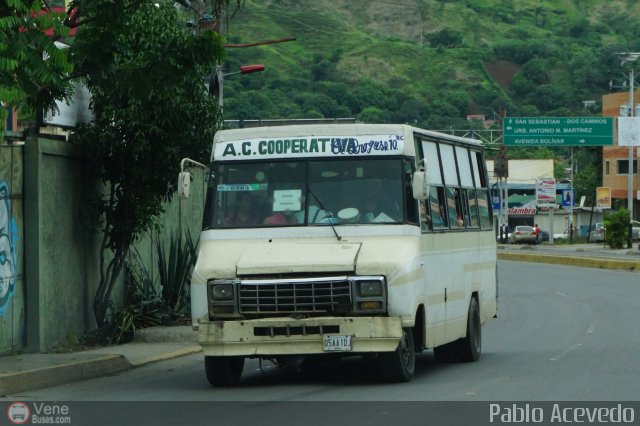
[493,41,551,64]
[109,230,198,344]
[604,208,629,249]
[157,230,198,313]
[426,28,463,48]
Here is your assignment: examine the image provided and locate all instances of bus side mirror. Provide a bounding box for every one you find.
[412,171,429,200]
[178,172,191,199]
[178,157,209,199]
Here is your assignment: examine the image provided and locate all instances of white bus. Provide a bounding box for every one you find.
[180,123,497,386]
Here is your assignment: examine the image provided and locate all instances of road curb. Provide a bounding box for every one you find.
[0,354,128,396]
[497,252,640,271]
[126,344,202,368]
[0,345,203,395]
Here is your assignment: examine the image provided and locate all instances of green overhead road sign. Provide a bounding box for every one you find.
[503,117,614,146]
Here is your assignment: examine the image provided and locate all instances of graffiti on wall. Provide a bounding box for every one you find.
[0,181,18,315]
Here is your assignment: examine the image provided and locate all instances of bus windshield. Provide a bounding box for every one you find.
[206,158,405,228]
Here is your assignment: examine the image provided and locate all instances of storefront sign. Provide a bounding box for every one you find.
[536,177,556,207]
[596,187,611,209]
[508,207,537,216]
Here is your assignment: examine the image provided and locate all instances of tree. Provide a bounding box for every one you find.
[0,0,73,130]
[2,1,236,330]
[69,0,229,328]
[573,164,599,205]
[426,28,463,48]
[520,58,549,85]
[357,106,386,123]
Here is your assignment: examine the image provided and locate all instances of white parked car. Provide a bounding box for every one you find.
[632,220,640,241]
[510,225,537,244]
[589,223,606,243]
[553,230,569,240]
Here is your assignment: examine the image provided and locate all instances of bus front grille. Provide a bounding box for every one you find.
[239,279,352,315]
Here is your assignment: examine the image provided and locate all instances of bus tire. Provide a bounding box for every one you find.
[378,327,415,382]
[458,297,481,362]
[205,355,245,386]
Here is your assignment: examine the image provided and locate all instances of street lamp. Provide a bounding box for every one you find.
[615,52,640,248]
[209,64,265,109]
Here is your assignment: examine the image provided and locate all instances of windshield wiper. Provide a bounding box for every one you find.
[307,186,341,242]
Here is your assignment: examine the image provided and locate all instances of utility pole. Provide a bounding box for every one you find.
[200,2,295,110]
[615,52,640,248]
[212,0,225,109]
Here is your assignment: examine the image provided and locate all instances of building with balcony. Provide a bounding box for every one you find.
[602,91,640,220]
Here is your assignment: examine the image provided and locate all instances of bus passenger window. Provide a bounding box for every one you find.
[446,187,461,228]
[420,200,432,231]
[429,186,447,228]
[477,189,492,228]
[404,160,418,225]
[467,189,480,228]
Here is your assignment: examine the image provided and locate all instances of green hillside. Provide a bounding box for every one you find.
[222,0,640,130]
[216,0,640,189]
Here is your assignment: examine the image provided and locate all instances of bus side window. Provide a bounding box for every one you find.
[467,189,480,228]
[429,186,447,228]
[477,189,493,228]
[446,187,460,228]
[404,160,418,225]
[420,200,432,231]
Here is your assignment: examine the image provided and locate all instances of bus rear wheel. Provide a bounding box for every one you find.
[378,327,415,382]
[458,297,481,362]
[205,355,245,386]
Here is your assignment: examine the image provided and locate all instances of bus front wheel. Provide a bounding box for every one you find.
[378,327,415,382]
[205,355,245,386]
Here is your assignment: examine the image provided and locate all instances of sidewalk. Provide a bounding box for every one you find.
[0,326,200,396]
[1,242,639,396]
[497,241,640,271]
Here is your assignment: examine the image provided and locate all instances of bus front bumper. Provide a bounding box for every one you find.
[198,316,403,356]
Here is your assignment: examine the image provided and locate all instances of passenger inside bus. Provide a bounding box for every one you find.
[263,211,297,225]
[360,182,401,223]
[263,188,300,225]
[225,191,260,226]
[429,186,448,228]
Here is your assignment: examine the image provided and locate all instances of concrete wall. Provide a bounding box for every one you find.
[24,136,100,350]
[17,135,206,352]
[0,145,25,355]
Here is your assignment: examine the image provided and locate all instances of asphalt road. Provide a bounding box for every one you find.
[7,261,640,424]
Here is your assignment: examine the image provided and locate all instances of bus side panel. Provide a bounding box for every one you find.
[422,231,496,347]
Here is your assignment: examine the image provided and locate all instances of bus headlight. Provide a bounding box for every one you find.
[211,283,234,300]
[351,276,387,314]
[359,280,383,297]
[207,280,240,319]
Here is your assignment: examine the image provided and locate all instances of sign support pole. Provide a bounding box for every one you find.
[570,147,574,244]
[628,67,634,248]
[501,177,509,237]
[550,208,555,245]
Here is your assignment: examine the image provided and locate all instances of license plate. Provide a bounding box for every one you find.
[323,335,352,352]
